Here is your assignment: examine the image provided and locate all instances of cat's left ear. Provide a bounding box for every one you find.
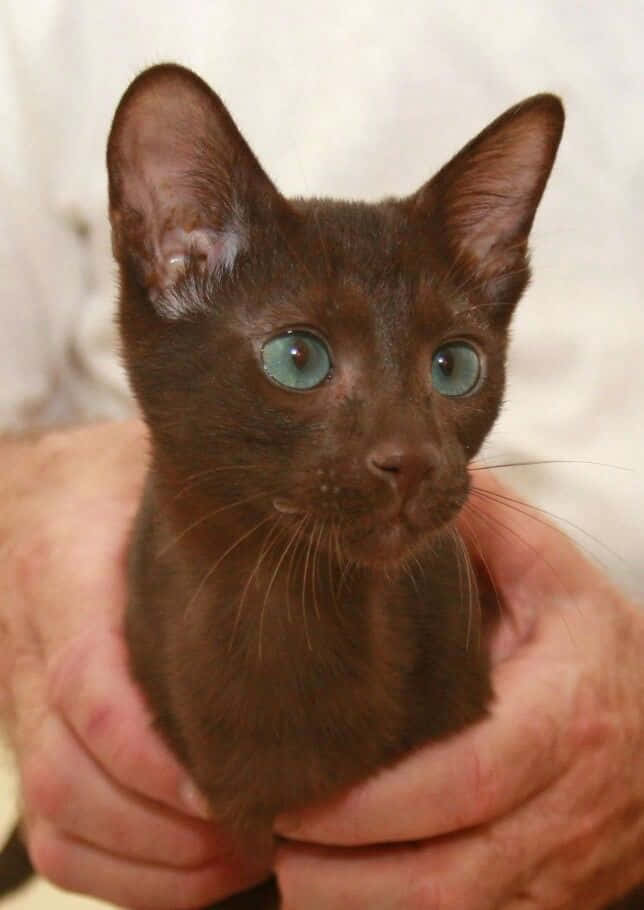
[413,94,564,319]
[107,64,285,312]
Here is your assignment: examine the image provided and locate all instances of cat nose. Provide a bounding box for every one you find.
[366,443,437,501]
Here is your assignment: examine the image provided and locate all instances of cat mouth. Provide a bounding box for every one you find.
[272,498,455,567]
[342,513,434,567]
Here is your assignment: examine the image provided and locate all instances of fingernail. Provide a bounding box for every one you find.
[180,778,212,819]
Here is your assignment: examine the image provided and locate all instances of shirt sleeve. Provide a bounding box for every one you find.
[0,1,133,433]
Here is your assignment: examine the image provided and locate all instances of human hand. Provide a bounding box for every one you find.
[0,421,268,909]
[274,475,644,909]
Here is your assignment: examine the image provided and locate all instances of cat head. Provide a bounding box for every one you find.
[108,64,563,567]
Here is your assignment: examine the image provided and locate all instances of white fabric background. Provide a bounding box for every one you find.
[0,0,642,602]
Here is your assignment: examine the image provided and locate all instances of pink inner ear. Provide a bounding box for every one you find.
[458,190,528,264]
[433,101,562,277]
[456,130,551,262]
[108,76,248,295]
[108,66,282,307]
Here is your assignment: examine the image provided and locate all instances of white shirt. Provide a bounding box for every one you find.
[1,0,642,594]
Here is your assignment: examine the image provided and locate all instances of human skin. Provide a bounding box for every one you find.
[0,421,268,909]
[274,477,644,908]
[1,420,642,908]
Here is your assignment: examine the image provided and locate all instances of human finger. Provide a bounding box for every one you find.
[28,819,267,910]
[276,834,510,910]
[21,711,227,868]
[276,630,576,845]
[278,770,641,910]
[47,620,210,818]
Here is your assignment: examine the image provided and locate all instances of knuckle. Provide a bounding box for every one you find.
[46,635,89,711]
[47,633,143,783]
[83,697,120,748]
[22,751,70,823]
[86,709,154,792]
[27,823,74,891]
[522,707,559,763]
[567,674,613,756]
[465,744,500,821]
[560,818,596,869]
[10,535,50,603]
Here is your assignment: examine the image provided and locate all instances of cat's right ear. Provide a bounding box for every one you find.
[107,64,281,312]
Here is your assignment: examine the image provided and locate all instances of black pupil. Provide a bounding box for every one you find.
[437,350,454,376]
[290,341,310,369]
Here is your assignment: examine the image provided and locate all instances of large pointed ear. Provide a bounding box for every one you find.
[107,64,280,311]
[413,94,564,315]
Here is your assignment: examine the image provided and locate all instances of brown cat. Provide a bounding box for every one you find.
[1,65,640,909]
[110,66,553,851]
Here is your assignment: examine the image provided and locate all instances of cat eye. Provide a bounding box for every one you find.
[431,341,482,397]
[261,330,332,391]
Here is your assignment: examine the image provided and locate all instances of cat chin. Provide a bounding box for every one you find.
[342,519,433,569]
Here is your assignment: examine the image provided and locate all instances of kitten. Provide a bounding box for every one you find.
[110,64,553,908]
[1,64,640,909]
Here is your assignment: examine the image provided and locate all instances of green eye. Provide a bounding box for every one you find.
[262,331,332,390]
[431,342,482,397]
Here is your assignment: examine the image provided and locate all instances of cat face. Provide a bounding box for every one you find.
[108,65,563,568]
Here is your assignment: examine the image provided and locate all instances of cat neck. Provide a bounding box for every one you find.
[176,510,384,670]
